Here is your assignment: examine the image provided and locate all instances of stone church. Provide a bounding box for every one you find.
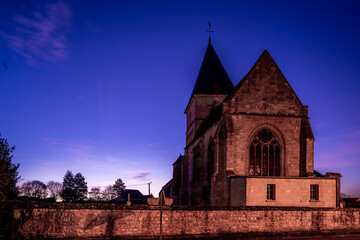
[162,41,341,208]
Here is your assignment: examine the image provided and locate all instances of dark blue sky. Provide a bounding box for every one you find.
[1,0,359,196]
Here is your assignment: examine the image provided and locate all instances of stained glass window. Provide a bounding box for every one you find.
[249,129,281,176]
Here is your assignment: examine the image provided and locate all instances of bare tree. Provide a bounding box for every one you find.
[47,181,62,201]
[20,180,47,199]
[89,186,101,201]
[102,185,117,201]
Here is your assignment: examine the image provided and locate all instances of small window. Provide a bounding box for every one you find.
[267,184,276,200]
[310,184,319,200]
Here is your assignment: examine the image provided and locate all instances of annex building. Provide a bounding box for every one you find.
[162,40,341,208]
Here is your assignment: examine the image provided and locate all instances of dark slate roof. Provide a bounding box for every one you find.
[111,189,147,203]
[173,154,183,165]
[162,179,173,189]
[190,42,234,97]
[314,170,325,178]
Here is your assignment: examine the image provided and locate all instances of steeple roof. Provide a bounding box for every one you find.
[173,154,183,165]
[190,42,234,97]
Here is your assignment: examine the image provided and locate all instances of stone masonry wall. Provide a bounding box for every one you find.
[246,177,336,207]
[225,50,304,117]
[226,114,302,177]
[13,204,360,239]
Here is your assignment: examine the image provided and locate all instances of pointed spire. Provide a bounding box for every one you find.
[190,42,234,97]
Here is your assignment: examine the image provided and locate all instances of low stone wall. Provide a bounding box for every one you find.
[12,203,360,239]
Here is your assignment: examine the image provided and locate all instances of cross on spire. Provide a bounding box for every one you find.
[206,22,214,43]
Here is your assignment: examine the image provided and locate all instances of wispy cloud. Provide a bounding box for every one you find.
[131,172,151,180]
[41,137,94,157]
[1,1,72,65]
[146,143,160,148]
[105,157,121,163]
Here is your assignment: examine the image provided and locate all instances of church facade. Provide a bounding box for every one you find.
[163,42,341,208]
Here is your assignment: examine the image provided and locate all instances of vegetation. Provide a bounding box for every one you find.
[89,186,101,201]
[0,134,20,201]
[61,170,75,201]
[61,170,88,202]
[102,185,117,201]
[17,175,127,202]
[20,180,47,199]
[74,172,87,201]
[88,179,126,201]
[113,178,126,196]
[47,181,62,201]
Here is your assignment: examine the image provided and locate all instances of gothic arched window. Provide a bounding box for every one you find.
[249,129,281,176]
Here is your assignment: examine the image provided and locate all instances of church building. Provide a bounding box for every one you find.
[163,41,341,208]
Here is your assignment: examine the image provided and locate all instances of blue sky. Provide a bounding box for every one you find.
[0,0,359,197]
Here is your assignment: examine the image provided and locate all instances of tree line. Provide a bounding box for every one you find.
[19,172,126,202]
[0,134,125,202]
